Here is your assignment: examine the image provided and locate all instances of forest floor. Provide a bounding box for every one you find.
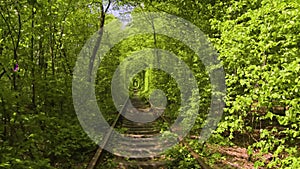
[206,131,274,169]
[207,144,272,169]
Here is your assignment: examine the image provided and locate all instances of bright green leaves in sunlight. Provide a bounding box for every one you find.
[211,0,300,168]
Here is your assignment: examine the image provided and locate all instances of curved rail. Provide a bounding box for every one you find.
[159,115,212,169]
[86,98,130,169]
[86,97,211,169]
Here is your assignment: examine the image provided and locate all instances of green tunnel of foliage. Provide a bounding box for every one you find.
[0,0,299,168]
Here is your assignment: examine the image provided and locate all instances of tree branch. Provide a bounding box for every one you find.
[0,6,16,49]
[87,0,111,82]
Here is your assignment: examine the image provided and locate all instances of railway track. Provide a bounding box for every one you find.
[86,96,211,169]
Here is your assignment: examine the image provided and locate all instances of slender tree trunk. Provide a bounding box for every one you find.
[1,97,7,140]
[87,0,111,82]
[31,3,36,111]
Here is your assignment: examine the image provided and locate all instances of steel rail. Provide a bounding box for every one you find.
[159,115,212,169]
[86,98,130,169]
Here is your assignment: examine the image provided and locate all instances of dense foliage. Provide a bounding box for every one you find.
[0,0,104,168]
[1,0,299,168]
[212,0,300,168]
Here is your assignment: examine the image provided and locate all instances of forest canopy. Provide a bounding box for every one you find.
[0,0,299,168]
